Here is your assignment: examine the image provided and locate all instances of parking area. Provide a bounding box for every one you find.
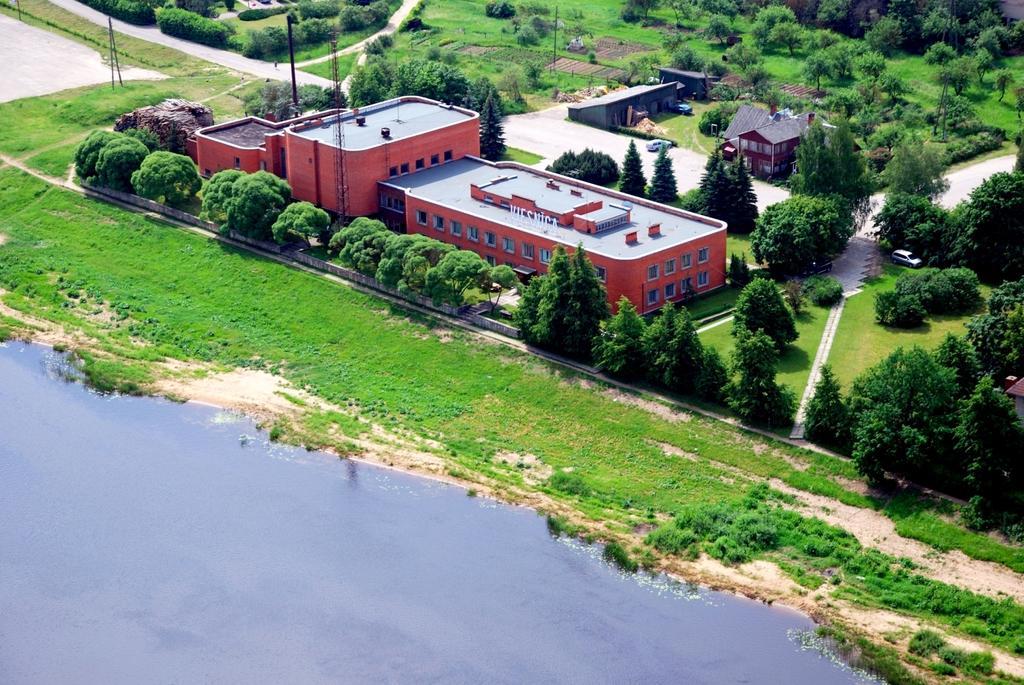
[0,14,164,104]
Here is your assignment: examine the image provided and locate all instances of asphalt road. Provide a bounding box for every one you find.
[0,13,164,102]
[503,104,791,212]
[45,0,332,87]
[937,154,1016,207]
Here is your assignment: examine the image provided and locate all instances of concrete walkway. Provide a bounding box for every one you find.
[45,0,332,86]
[789,298,845,439]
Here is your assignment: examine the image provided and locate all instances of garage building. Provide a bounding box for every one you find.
[566,83,679,129]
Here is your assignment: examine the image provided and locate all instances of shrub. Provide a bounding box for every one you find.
[243,26,287,59]
[130,151,202,206]
[602,541,639,572]
[646,525,698,554]
[894,268,981,315]
[963,651,994,676]
[804,275,843,306]
[908,630,945,656]
[74,130,123,181]
[95,137,149,192]
[699,103,738,136]
[938,646,967,668]
[295,17,333,45]
[484,0,515,18]
[297,0,339,18]
[546,149,619,186]
[548,471,590,497]
[236,6,287,19]
[929,662,956,676]
[157,7,233,48]
[78,0,155,24]
[874,289,926,328]
[943,132,1003,165]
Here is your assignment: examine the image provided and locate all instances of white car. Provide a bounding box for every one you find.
[646,139,673,152]
[891,249,923,268]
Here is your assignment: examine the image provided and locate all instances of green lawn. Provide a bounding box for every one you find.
[685,285,739,320]
[651,105,717,155]
[699,301,831,397]
[725,234,756,264]
[500,147,544,165]
[827,265,990,388]
[300,53,358,80]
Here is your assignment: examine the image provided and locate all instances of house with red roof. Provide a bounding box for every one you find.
[1005,376,1024,423]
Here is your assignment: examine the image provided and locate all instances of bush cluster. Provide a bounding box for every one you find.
[77,0,155,25]
[237,6,288,20]
[546,149,619,186]
[297,0,339,18]
[803,275,843,306]
[874,267,981,328]
[339,0,389,31]
[484,0,515,18]
[157,8,233,48]
[943,131,1004,166]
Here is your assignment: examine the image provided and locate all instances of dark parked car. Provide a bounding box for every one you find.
[673,102,693,115]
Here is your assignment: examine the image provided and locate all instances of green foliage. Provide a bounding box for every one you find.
[593,298,646,378]
[618,140,646,197]
[223,171,291,240]
[641,302,705,393]
[873,193,950,261]
[76,0,155,24]
[375,233,454,294]
[695,346,729,403]
[297,0,339,19]
[424,250,491,306]
[547,148,619,186]
[478,93,506,161]
[648,147,677,203]
[484,0,515,18]
[130,151,201,207]
[124,128,160,152]
[698,103,737,137]
[349,58,470,108]
[803,276,842,306]
[727,253,751,287]
[874,288,926,327]
[751,195,851,276]
[236,6,288,20]
[156,7,233,48]
[804,365,851,449]
[955,377,1024,508]
[602,541,639,572]
[728,330,796,426]
[932,333,981,399]
[698,151,758,234]
[243,26,288,60]
[95,137,149,192]
[790,119,873,218]
[732,278,797,350]
[953,171,1024,283]
[271,201,330,245]
[74,130,122,181]
[889,267,982,317]
[908,629,945,656]
[548,470,589,497]
[330,217,392,275]
[967,279,1024,379]
[200,169,244,225]
[881,144,949,199]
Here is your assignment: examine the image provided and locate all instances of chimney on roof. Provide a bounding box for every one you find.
[1006,376,1021,391]
[356,116,366,126]
[648,223,661,237]
[769,104,778,115]
[625,231,639,244]
[381,127,391,139]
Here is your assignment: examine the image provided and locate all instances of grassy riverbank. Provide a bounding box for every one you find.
[2,165,1023,683]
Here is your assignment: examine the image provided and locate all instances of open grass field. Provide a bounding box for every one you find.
[300,52,358,80]
[827,265,990,388]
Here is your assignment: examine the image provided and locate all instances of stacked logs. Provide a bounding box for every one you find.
[114,99,214,153]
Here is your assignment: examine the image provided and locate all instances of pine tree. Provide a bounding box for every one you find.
[804,365,852,450]
[695,346,729,403]
[727,159,759,233]
[699,149,732,226]
[728,331,796,427]
[564,245,610,359]
[642,303,704,392]
[732,278,798,350]
[954,376,1024,506]
[728,253,751,287]
[594,297,647,378]
[648,146,678,203]
[479,94,506,161]
[531,246,574,348]
[619,140,647,197]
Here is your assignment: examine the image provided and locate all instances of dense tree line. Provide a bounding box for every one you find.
[156,7,233,48]
[243,81,345,121]
[547,150,620,186]
[682,149,758,233]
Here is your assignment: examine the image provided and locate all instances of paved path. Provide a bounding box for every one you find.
[789,298,845,439]
[937,154,1016,208]
[45,0,332,86]
[0,13,165,102]
[295,0,422,68]
[503,104,790,212]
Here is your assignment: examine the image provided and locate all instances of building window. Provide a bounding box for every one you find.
[416,210,427,226]
[647,264,659,281]
[430,153,439,165]
[379,193,387,208]
[522,243,534,260]
[698,271,709,288]
[434,215,445,231]
[682,277,693,293]
[444,149,453,161]
[665,258,676,275]
[665,282,676,298]
[502,237,515,253]
[400,162,409,174]
[389,166,398,178]
[595,265,607,282]
[647,288,659,305]
[259,160,267,171]
[484,231,496,247]
[451,220,462,237]
[233,157,240,169]
[485,255,496,266]
[540,248,552,264]
[681,252,692,268]
[416,158,424,170]
[698,247,709,263]
[468,226,479,242]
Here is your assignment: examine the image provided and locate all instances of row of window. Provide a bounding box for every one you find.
[646,248,710,281]
[388,150,454,178]
[416,211,555,264]
[740,139,792,156]
[646,273,710,305]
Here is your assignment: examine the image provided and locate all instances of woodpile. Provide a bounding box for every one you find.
[114,99,214,152]
[632,117,667,136]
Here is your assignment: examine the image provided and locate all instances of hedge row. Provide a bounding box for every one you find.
[237,6,289,20]
[76,0,155,25]
[156,7,233,48]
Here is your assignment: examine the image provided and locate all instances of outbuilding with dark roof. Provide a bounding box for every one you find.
[567,83,679,129]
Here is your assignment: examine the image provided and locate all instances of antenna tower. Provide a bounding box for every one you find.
[329,35,348,219]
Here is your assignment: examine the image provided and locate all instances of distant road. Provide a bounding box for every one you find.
[46,0,332,86]
[937,154,1016,207]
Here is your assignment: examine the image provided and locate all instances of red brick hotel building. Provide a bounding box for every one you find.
[191,96,727,313]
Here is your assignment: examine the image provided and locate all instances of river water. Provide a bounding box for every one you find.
[0,343,875,684]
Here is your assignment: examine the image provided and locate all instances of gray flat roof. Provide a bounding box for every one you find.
[290,98,475,151]
[382,158,724,260]
[203,120,279,148]
[566,83,676,110]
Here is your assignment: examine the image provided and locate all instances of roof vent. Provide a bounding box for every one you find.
[381,127,391,139]
[648,223,661,237]
[546,180,560,191]
[570,189,582,197]
[625,231,639,244]
[356,116,366,126]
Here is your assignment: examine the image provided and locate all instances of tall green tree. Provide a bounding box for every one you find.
[130,151,201,207]
[619,140,647,197]
[593,297,647,378]
[732,278,798,350]
[881,143,949,199]
[967,279,1024,379]
[933,333,981,400]
[200,169,244,224]
[727,159,758,233]
[95,137,149,192]
[695,346,729,403]
[565,246,611,359]
[648,146,678,203]
[953,172,1024,282]
[698,149,730,222]
[804,365,852,450]
[954,377,1024,506]
[728,330,796,427]
[424,249,492,306]
[271,201,330,245]
[642,302,704,392]
[329,217,391,274]
[479,93,506,161]
[223,171,291,241]
[74,130,122,181]
[791,119,873,222]
[751,195,852,275]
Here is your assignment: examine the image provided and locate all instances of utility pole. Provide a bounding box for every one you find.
[109,17,123,86]
[107,17,116,90]
[14,0,22,22]
[286,13,299,114]
[551,5,557,71]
